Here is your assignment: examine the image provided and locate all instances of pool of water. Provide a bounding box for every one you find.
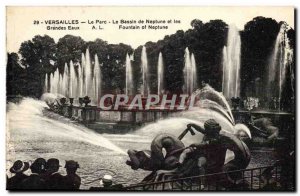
[6,98,276,190]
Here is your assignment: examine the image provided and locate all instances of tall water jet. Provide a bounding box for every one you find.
[157,52,164,95]
[85,48,92,96]
[80,53,86,97]
[58,73,62,95]
[183,48,197,94]
[183,48,191,94]
[58,68,62,95]
[130,53,134,61]
[47,48,104,104]
[93,54,101,105]
[69,60,76,98]
[52,69,59,95]
[222,24,241,99]
[141,46,149,96]
[44,74,48,93]
[267,23,294,104]
[125,53,133,95]
[49,73,54,94]
[222,47,227,93]
[61,63,69,97]
[191,53,197,93]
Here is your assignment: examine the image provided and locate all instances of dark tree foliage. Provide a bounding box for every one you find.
[240,17,280,98]
[7,17,294,105]
[18,35,57,97]
[287,28,295,97]
[144,41,161,93]
[101,43,133,93]
[133,20,228,93]
[162,30,186,92]
[56,35,87,73]
[88,39,108,64]
[287,28,295,49]
[188,20,228,91]
[281,64,294,112]
[87,39,133,93]
[280,27,295,112]
[6,53,27,96]
[132,46,143,94]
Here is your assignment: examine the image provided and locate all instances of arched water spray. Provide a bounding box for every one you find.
[125,53,133,95]
[141,46,149,96]
[134,85,249,149]
[222,24,241,99]
[8,97,126,155]
[157,52,164,95]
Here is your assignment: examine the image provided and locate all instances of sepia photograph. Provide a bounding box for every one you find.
[5,6,295,191]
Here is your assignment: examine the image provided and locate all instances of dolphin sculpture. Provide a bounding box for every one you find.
[126,85,252,187]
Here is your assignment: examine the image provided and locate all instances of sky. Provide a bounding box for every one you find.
[6,6,294,53]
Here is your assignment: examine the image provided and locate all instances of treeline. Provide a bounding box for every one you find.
[6,17,295,101]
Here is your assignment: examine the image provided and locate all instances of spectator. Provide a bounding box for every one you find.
[20,159,46,190]
[33,158,47,177]
[44,158,64,190]
[62,160,81,190]
[7,160,29,190]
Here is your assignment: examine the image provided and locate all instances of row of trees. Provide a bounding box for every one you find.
[7,17,295,104]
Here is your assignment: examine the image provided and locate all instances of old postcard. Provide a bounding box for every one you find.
[6,6,295,191]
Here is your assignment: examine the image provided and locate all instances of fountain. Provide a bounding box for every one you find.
[157,52,164,95]
[80,53,85,97]
[141,46,149,96]
[69,60,76,98]
[51,70,59,94]
[44,74,48,93]
[191,53,197,94]
[48,48,103,106]
[62,63,69,97]
[8,98,126,155]
[125,53,133,95]
[222,24,241,99]
[267,23,294,107]
[85,48,92,96]
[183,48,197,94]
[93,54,101,105]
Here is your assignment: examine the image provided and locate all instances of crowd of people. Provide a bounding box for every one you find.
[7,158,81,190]
[7,158,125,191]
